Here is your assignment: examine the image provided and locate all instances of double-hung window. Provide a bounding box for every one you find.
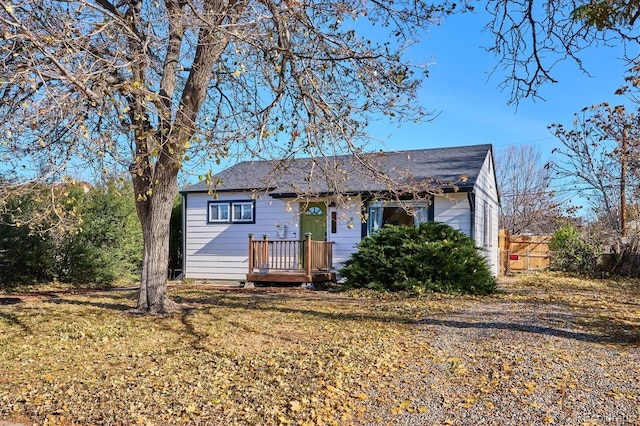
[208,202,230,223]
[208,200,255,224]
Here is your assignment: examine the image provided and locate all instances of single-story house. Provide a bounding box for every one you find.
[180,144,500,282]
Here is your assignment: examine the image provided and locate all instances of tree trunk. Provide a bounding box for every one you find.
[133,163,180,314]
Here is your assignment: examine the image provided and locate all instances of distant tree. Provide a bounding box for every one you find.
[0,189,58,284]
[549,102,640,238]
[60,178,142,283]
[168,196,182,279]
[496,145,562,235]
[0,1,464,313]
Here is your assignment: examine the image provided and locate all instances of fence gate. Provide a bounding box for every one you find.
[499,230,551,276]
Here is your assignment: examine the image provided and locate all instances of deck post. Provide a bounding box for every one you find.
[305,232,312,281]
[262,234,269,271]
[248,234,254,275]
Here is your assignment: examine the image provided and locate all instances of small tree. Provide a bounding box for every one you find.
[549,103,640,233]
[341,222,496,295]
[549,225,600,274]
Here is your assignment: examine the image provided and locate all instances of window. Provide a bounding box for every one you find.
[208,200,255,224]
[483,201,492,247]
[306,206,324,216]
[232,202,254,222]
[367,200,433,236]
[208,202,229,223]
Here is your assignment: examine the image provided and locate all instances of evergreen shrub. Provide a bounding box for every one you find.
[0,178,142,287]
[340,222,496,295]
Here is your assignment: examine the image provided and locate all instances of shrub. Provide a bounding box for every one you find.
[59,179,142,283]
[0,178,142,287]
[340,222,496,295]
[549,225,600,273]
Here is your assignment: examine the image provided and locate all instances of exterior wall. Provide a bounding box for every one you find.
[326,199,362,270]
[183,150,500,280]
[471,151,500,276]
[432,152,499,276]
[433,193,471,236]
[184,192,301,281]
[183,193,362,281]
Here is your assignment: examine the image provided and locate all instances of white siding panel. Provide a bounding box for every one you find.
[327,199,362,269]
[434,193,471,236]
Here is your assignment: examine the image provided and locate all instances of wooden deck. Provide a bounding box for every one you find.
[247,233,336,284]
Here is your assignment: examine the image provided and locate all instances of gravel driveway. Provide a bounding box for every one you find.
[359,277,640,425]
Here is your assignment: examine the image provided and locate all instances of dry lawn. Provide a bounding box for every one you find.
[0,273,639,425]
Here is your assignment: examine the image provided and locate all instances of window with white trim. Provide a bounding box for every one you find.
[232,202,254,222]
[208,202,230,223]
[208,200,255,224]
[366,200,433,236]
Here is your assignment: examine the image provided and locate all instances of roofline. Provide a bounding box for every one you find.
[179,186,273,194]
[181,184,475,199]
[180,144,491,195]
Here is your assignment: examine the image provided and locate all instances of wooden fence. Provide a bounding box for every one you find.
[499,229,551,275]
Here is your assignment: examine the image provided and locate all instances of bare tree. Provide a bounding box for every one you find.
[496,145,561,235]
[549,102,640,237]
[0,1,463,313]
[484,0,640,104]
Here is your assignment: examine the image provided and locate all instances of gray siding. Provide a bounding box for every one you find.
[184,192,301,280]
[434,193,471,236]
[326,199,362,270]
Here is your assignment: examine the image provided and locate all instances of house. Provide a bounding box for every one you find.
[180,144,500,282]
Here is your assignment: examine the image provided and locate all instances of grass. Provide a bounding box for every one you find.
[1,273,639,425]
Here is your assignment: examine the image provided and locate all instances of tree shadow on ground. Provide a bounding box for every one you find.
[418,317,639,345]
[0,310,31,334]
[44,294,136,312]
[16,286,638,347]
[174,292,416,325]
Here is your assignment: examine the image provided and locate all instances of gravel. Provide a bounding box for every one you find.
[357,281,640,425]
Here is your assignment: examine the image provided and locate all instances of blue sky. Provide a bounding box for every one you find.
[355,8,632,214]
[367,9,630,158]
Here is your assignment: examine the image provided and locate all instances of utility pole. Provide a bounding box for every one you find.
[621,126,627,238]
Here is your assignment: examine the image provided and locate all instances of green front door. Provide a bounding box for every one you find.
[300,202,327,241]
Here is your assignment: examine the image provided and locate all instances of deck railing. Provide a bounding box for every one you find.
[248,233,334,276]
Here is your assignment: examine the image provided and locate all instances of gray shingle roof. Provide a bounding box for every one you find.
[181,144,492,196]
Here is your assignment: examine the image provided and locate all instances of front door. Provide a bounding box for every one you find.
[300,202,327,241]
